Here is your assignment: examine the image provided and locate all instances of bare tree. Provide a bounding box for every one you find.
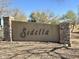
[0,0,12,16]
[11,9,27,21]
[30,11,54,23]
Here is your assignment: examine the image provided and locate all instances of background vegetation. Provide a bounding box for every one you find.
[0,0,78,32]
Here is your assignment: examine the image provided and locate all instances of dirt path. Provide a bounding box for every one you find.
[0,33,79,59]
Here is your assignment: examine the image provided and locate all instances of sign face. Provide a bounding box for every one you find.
[12,21,59,42]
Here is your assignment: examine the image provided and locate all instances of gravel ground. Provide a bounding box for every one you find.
[0,33,79,59]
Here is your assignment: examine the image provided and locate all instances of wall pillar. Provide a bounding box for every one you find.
[59,22,71,47]
[3,16,14,41]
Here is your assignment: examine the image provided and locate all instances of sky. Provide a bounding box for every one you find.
[9,0,79,16]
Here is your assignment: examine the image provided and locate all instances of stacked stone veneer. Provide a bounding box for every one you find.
[3,17,10,41]
[3,17,13,41]
[3,16,71,46]
[59,22,71,46]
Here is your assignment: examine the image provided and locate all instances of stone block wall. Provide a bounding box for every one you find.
[12,21,59,42]
[3,16,71,46]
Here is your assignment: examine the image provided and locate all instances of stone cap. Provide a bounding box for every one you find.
[3,16,14,21]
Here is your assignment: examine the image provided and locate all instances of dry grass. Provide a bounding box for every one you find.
[0,33,79,59]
